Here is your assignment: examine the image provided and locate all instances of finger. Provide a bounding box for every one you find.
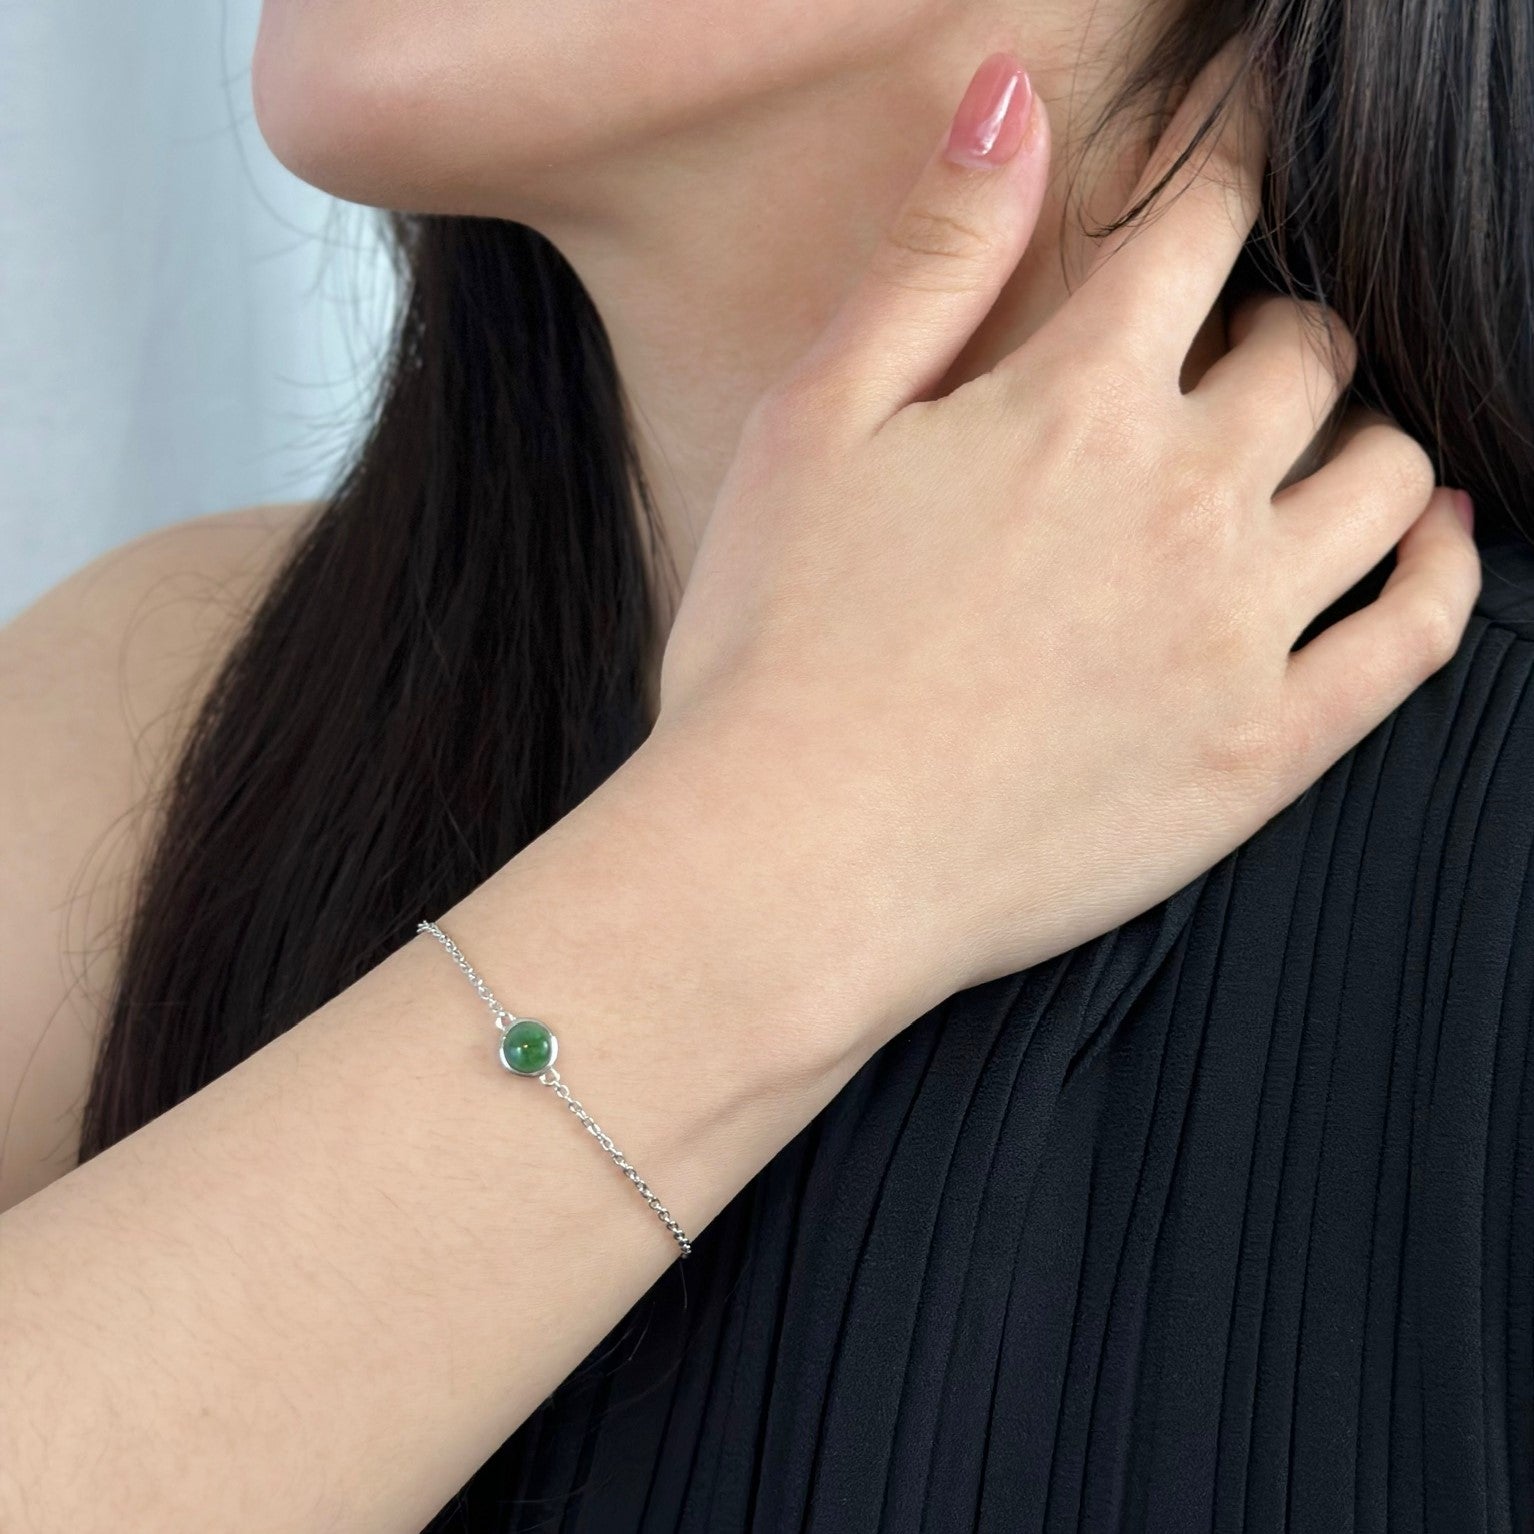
[1193,294,1358,491]
[1280,487,1481,783]
[780,51,1052,437]
[1272,406,1438,625]
[1049,37,1266,378]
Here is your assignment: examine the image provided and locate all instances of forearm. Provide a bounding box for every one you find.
[0,712,910,1534]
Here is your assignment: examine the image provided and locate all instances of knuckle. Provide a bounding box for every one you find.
[737,387,809,459]
[1383,436,1438,509]
[875,204,996,291]
[741,367,854,454]
[1404,589,1465,672]
[1044,343,1159,468]
[1280,703,1322,780]
[1321,310,1359,385]
[1179,130,1243,207]
[1159,455,1245,547]
[1179,128,1262,233]
[1290,298,1358,383]
[1267,707,1322,797]
[1229,300,1358,433]
[1458,533,1486,602]
[1339,418,1402,465]
[1070,321,1157,397]
[1197,702,1286,786]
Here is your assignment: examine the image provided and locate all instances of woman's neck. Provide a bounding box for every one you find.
[515,5,1197,688]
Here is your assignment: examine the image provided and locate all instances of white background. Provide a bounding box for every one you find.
[0,0,395,621]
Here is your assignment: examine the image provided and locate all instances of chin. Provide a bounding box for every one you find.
[250,3,583,215]
[250,0,947,217]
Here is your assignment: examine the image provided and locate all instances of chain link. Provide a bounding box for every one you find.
[415,919,693,1258]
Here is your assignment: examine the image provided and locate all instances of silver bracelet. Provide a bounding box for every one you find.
[414,919,693,1258]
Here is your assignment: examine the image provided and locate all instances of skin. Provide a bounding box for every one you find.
[252,0,1198,637]
[2,0,1472,1215]
[0,6,1485,1529]
[0,503,320,1212]
[0,0,1193,1222]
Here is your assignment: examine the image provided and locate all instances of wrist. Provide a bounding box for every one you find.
[513,700,927,1084]
[628,696,956,1043]
[429,708,914,1240]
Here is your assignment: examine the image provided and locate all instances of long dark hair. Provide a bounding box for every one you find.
[78,0,1534,1525]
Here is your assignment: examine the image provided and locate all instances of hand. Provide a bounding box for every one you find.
[644,41,1481,1036]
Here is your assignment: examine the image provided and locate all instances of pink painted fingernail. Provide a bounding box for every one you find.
[1455,489,1475,535]
[944,53,1033,169]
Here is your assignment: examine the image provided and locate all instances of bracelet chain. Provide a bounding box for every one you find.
[415,919,693,1259]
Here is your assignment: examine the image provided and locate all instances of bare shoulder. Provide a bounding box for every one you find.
[0,499,322,1211]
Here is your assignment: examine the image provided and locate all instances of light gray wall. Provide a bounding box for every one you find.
[0,0,397,622]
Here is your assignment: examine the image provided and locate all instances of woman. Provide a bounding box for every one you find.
[0,0,1527,1527]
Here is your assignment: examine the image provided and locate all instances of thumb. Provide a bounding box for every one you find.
[788,52,1051,435]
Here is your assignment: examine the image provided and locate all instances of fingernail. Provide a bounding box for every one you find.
[1455,489,1475,535]
[944,53,1033,170]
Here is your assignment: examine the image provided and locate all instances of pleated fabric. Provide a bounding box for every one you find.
[441,535,1534,1534]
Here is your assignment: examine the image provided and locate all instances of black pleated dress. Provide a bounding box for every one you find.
[443,534,1534,1533]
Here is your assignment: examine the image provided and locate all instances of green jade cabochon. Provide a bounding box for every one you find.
[499,1017,556,1075]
